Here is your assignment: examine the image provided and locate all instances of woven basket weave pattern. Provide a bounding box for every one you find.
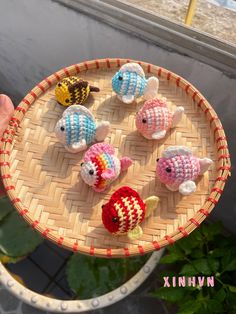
[0,59,230,257]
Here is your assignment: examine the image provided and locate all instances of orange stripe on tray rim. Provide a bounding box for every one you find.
[138,245,145,255]
[89,246,95,256]
[31,220,39,229]
[106,248,112,257]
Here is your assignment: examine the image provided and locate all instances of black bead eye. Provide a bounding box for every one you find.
[65,98,69,103]
[118,76,123,81]
[80,162,84,166]
[156,158,160,162]
[60,126,65,131]
[112,217,118,223]
[89,170,94,175]
[166,167,171,173]
[142,118,147,123]
[58,83,62,87]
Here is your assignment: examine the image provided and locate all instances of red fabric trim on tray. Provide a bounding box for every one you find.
[138,245,144,255]
[31,220,39,229]
[73,242,78,252]
[20,209,28,216]
[198,209,209,216]
[211,187,223,194]
[89,246,95,256]
[106,248,112,257]
[190,218,200,226]
[152,241,161,250]
[124,248,130,257]
[16,107,26,114]
[0,150,10,155]
[176,77,181,86]
[42,228,50,238]
[44,78,52,86]
[178,227,189,237]
[22,98,31,106]
[37,83,45,92]
[207,197,218,205]
[30,91,37,99]
[165,235,175,245]
[63,67,70,77]
[57,237,64,245]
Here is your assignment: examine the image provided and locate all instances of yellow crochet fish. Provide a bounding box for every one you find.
[55,76,100,107]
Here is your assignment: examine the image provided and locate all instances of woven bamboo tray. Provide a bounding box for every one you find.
[0,59,231,258]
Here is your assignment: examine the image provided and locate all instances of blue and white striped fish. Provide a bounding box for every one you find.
[55,105,110,153]
[112,63,159,104]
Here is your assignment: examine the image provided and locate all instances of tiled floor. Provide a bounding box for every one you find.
[1,240,174,314]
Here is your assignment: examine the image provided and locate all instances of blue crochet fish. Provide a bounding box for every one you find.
[55,105,110,153]
[112,63,159,104]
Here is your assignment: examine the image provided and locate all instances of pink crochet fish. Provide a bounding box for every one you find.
[135,98,184,140]
[156,146,213,195]
[80,143,133,192]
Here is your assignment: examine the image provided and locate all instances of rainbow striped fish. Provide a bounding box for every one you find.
[80,143,133,192]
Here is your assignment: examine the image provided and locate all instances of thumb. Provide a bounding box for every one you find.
[0,94,14,140]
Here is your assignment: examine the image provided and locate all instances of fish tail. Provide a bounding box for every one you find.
[120,157,133,171]
[144,196,160,217]
[90,86,100,92]
[143,76,159,100]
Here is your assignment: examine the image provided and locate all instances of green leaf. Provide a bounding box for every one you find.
[201,222,223,241]
[0,251,25,264]
[178,299,201,314]
[193,259,212,275]
[210,248,228,258]
[207,257,220,273]
[180,263,196,276]
[152,287,186,303]
[221,251,236,273]
[214,287,226,302]
[66,253,149,298]
[228,285,236,293]
[0,211,43,257]
[159,253,183,264]
[0,196,14,221]
[206,299,223,313]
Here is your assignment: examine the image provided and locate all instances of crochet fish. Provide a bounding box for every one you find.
[102,186,159,239]
[55,76,100,107]
[80,143,133,192]
[55,105,110,153]
[136,98,184,140]
[112,63,159,104]
[156,146,213,195]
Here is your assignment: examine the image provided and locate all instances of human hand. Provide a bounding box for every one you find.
[0,94,14,196]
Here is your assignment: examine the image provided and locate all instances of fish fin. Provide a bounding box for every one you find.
[199,158,213,175]
[143,77,159,100]
[179,180,196,195]
[95,121,110,141]
[101,168,116,180]
[62,105,94,120]
[151,130,167,140]
[144,196,160,217]
[84,143,115,161]
[172,106,184,127]
[94,186,106,192]
[128,225,143,240]
[162,146,192,158]
[121,95,135,104]
[120,157,133,171]
[119,62,145,77]
[65,139,87,153]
